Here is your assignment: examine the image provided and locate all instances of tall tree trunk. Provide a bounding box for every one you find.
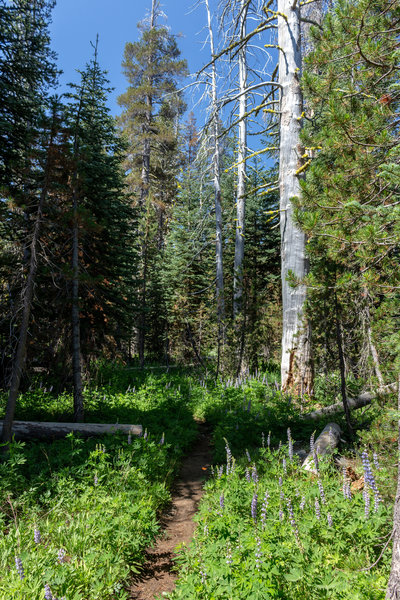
[205,0,225,373]
[278,0,312,393]
[71,99,84,422]
[233,0,248,320]
[335,291,353,436]
[1,104,58,446]
[386,374,400,599]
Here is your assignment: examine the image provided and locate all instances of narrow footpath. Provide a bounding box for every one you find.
[129,422,211,599]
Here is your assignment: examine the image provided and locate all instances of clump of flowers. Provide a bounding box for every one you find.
[287,428,293,461]
[34,527,41,544]
[57,548,66,564]
[251,493,258,523]
[15,556,24,580]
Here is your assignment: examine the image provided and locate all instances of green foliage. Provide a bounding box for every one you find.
[0,368,198,599]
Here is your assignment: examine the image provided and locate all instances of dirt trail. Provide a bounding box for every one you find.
[129,423,211,600]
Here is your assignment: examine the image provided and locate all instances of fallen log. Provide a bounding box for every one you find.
[301,382,397,421]
[302,422,342,473]
[0,421,142,441]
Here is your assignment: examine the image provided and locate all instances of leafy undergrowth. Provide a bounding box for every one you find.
[0,368,198,600]
[168,375,397,600]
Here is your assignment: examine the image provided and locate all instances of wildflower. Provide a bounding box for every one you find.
[363,488,370,519]
[267,431,271,449]
[262,432,265,448]
[279,509,284,521]
[159,433,165,445]
[246,449,251,463]
[34,527,41,544]
[94,474,98,486]
[300,495,306,510]
[247,398,252,412]
[225,441,232,475]
[15,556,24,580]
[287,428,293,461]
[57,548,66,564]
[373,452,381,470]
[374,490,381,513]
[127,433,132,445]
[282,458,287,474]
[261,490,269,528]
[44,584,53,600]
[255,537,262,570]
[318,479,326,504]
[286,498,300,544]
[143,429,148,440]
[251,493,258,523]
[226,542,233,565]
[315,498,321,520]
[203,524,209,536]
[251,465,259,483]
[327,512,333,527]
[200,567,207,584]
[245,467,251,482]
[220,494,225,511]
[361,450,379,494]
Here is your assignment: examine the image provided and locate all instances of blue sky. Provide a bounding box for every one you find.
[50,0,213,119]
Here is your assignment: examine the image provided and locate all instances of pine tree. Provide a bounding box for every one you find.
[118,2,187,366]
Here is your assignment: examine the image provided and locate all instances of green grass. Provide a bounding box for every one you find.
[0,365,396,599]
[0,367,198,600]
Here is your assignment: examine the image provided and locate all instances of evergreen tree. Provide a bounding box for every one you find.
[118,2,187,366]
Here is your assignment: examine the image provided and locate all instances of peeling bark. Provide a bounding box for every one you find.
[278,0,312,394]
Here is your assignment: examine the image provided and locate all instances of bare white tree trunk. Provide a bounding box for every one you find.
[233,0,248,320]
[278,0,311,393]
[205,0,225,357]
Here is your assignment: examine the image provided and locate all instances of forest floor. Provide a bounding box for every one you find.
[129,422,212,599]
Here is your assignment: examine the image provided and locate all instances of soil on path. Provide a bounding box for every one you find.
[129,422,211,600]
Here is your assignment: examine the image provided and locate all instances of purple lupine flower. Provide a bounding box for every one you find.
[373,452,381,470]
[246,449,251,463]
[15,556,24,579]
[251,493,258,523]
[282,458,287,474]
[315,498,321,520]
[203,524,209,536]
[261,490,269,528]
[143,429,148,440]
[287,428,293,461]
[278,441,282,451]
[251,465,259,483]
[94,474,98,486]
[127,433,132,445]
[262,432,265,448]
[300,495,306,510]
[44,584,53,600]
[361,450,379,495]
[327,512,333,527]
[220,494,225,511]
[318,479,326,504]
[342,466,352,500]
[255,537,262,570]
[310,432,315,453]
[200,567,207,584]
[286,498,300,544]
[218,465,224,478]
[363,488,370,519]
[226,542,233,565]
[374,490,381,512]
[57,548,66,564]
[247,398,252,412]
[245,467,251,482]
[267,432,271,449]
[34,527,41,544]
[159,433,165,445]
[225,441,232,475]
[279,509,284,521]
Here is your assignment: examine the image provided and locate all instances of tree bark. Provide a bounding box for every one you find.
[205,0,225,373]
[335,291,353,435]
[301,382,397,420]
[0,420,142,440]
[233,0,248,320]
[1,105,58,447]
[278,0,312,394]
[386,374,400,599]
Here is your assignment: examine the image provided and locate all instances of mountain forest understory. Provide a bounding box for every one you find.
[0,0,399,598]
